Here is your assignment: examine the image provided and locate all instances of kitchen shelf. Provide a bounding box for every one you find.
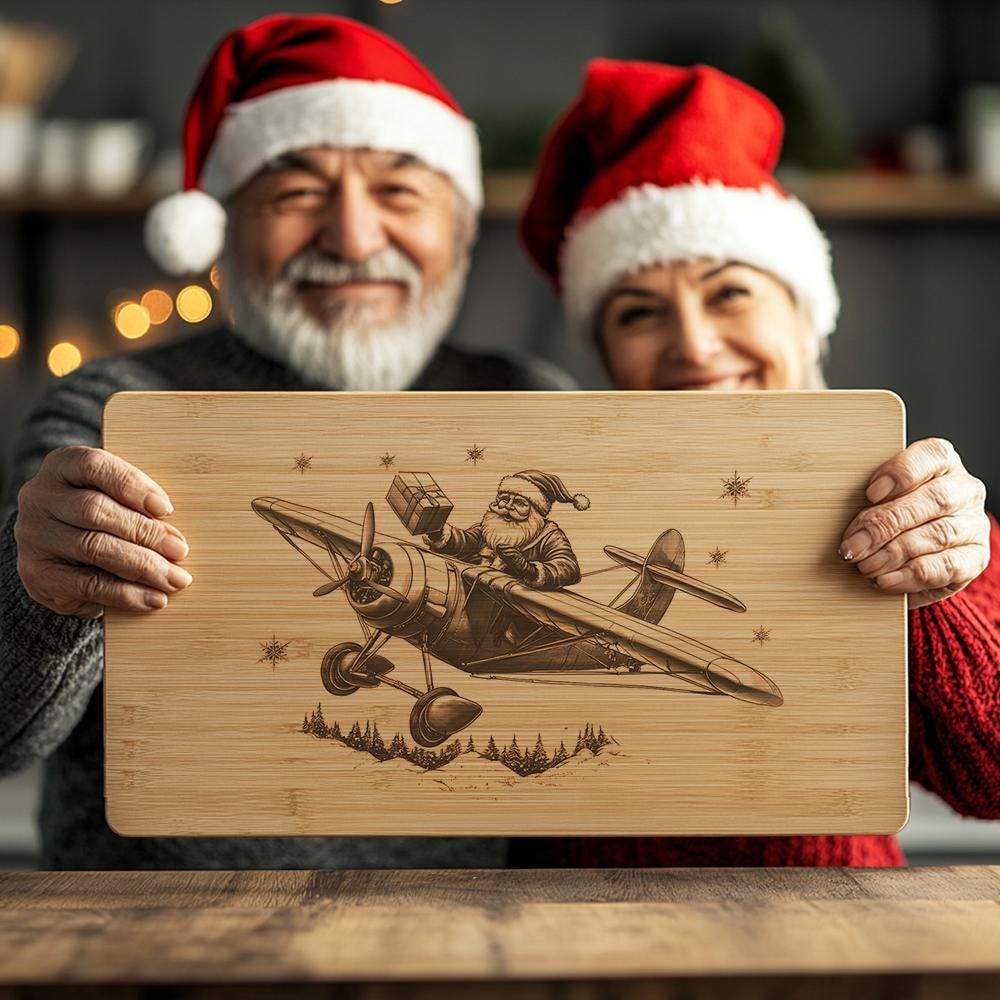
[4,173,1000,221]
[483,171,1000,221]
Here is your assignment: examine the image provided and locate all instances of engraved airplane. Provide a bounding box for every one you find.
[251,497,783,748]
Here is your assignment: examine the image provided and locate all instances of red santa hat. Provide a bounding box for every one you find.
[145,14,482,275]
[499,470,590,516]
[519,60,839,341]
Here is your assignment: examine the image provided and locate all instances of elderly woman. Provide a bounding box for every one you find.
[514,59,1000,867]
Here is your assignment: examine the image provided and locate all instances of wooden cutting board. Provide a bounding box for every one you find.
[102,390,908,837]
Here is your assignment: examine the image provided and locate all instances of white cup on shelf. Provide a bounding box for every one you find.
[80,119,153,196]
[36,119,82,192]
[0,105,38,194]
[960,86,1000,194]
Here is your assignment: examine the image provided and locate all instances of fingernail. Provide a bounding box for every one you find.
[867,476,894,504]
[166,566,193,590]
[144,590,168,609]
[161,534,189,561]
[162,521,186,541]
[876,570,903,590]
[841,530,872,560]
[144,492,173,517]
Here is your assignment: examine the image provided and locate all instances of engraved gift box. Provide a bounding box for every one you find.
[386,471,454,536]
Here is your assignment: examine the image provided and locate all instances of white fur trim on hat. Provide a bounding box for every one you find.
[561,180,840,341]
[498,475,590,515]
[144,189,227,275]
[498,475,550,515]
[200,78,482,210]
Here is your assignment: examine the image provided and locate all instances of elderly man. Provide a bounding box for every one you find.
[0,14,567,870]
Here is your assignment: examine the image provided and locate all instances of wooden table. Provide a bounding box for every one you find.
[1,867,999,999]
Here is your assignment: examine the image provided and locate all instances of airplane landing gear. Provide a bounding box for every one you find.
[320,640,394,696]
[409,687,483,748]
[319,631,483,748]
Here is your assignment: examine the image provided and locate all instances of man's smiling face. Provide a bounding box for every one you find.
[228,146,463,326]
[217,145,474,391]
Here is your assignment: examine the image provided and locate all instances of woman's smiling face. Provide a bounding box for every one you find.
[597,259,819,391]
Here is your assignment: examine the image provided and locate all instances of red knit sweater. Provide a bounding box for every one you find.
[510,512,1000,868]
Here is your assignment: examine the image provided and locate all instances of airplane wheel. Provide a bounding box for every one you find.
[320,642,363,696]
[409,687,483,748]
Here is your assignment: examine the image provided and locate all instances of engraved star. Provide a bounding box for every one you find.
[708,546,728,568]
[259,635,292,669]
[293,453,313,474]
[720,470,752,506]
[465,444,486,465]
[379,453,395,469]
[751,626,772,646]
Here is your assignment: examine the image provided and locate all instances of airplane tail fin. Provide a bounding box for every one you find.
[614,529,685,625]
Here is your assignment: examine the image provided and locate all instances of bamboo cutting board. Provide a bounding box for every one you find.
[102,390,908,837]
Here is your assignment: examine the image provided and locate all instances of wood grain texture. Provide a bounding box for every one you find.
[1,867,999,992]
[101,390,908,837]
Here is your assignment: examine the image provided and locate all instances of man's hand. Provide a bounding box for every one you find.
[497,545,530,578]
[839,438,990,609]
[14,445,192,618]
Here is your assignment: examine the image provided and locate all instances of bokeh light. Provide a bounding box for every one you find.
[141,289,174,325]
[0,325,20,359]
[115,302,152,339]
[209,264,221,290]
[48,342,82,377]
[176,285,213,324]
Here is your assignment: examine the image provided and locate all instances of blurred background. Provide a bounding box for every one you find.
[1,0,998,867]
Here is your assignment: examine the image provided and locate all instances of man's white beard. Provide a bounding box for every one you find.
[218,243,466,391]
[481,508,546,550]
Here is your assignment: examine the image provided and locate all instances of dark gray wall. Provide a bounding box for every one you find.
[2,0,999,508]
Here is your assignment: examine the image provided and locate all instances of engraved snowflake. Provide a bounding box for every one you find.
[292,453,313,474]
[259,635,291,669]
[465,443,486,465]
[719,470,752,506]
[708,546,728,568]
[379,452,395,469]
[751,626,772,646]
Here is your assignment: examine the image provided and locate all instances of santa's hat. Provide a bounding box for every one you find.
[145,14,482,275]
[499,470,590,516]
[519,60,839,340]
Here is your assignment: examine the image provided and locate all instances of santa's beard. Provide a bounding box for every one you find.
[218,243,467,391]
[480,507,546,550]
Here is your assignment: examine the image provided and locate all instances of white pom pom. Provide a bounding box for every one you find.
[573,494,590,511]
[144,189,226,275]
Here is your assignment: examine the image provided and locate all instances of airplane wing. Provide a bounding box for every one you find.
[471,568,782,707]
[251,496,374,565]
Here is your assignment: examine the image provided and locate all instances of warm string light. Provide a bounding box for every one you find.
[176,284,213,324]
[0,325,20,359]
[114,302,152,340]
[141,289,174,325]
[21,272,219,375]
[48,342,82,377]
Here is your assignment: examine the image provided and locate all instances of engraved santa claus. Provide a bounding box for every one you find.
[425,470,590,590]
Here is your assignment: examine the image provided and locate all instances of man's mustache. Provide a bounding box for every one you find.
[283,247,423,297]
[488,501,530,522]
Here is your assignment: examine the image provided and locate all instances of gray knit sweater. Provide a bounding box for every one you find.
[0,327,572,870]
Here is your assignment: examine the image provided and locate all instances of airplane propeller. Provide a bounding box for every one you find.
[313,501,407,602]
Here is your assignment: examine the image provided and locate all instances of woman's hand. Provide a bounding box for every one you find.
[839,438,990,609]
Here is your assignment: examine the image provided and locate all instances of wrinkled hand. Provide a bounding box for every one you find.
[839,437,990,609]
[15,445,192,618]
[497,545,530,577]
